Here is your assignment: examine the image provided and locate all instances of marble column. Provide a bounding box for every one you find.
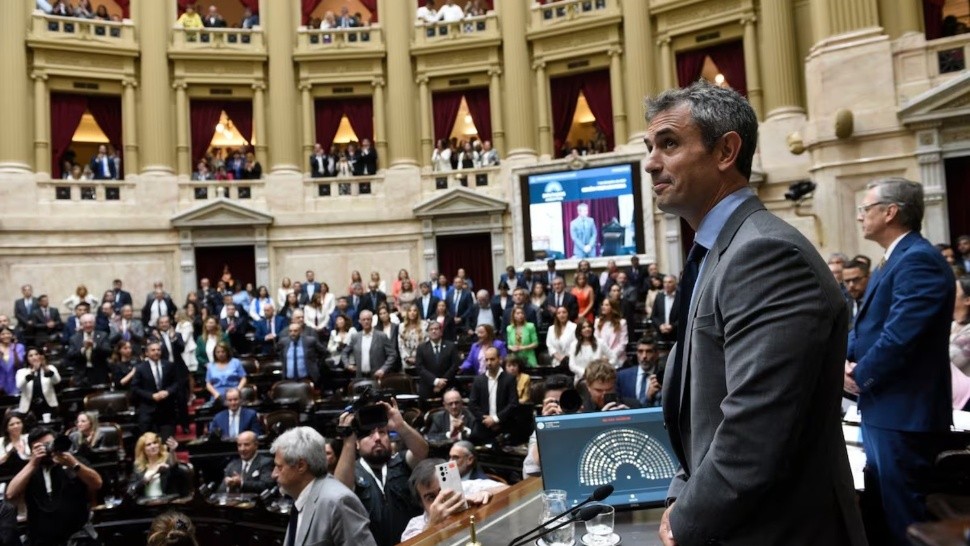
[300,83,313,162]
[533,61,552,159]
[417,76,432,168]
[607,47,628,147]
[265,0,300,173]
[812,0,879,40]
[741,16,764,120]
[136,0,175,174]
[252,82,267,168]
[32,72,50,175]
[173,82,190,176]
[488,67,506,156]
[877,0,922,38]
[658,37,673,91]
[122,78,139,174]
[760,0,805,118]
[620,0,654,142]
[371,77,387,170]
[380,0,418,167]
[499,0,537,158]
[0,0,33,172]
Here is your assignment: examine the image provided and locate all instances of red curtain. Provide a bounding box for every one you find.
[114,0,130,18]
[707,40,748,97]
[86,95,124,177]
[190,100,224,166]
[302,0,322,24]
[581,70,614,151]
[924,0,946,39]
[550,73,585,155]
[435,233,494,296]
[358,0,378,23]
[560,199,620,259]
[314,99,344,151]
[176,0,194,15]
[223,101,253,147]
[463,87,492,143]
[342,97,375,142]
[676,49,708,88]
[432,90,465,145]
[238,0,259,13]
[50,93,92,178]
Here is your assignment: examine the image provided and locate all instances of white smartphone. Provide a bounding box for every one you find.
[435,461,468,510]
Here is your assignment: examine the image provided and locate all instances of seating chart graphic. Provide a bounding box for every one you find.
[578,427,677,486]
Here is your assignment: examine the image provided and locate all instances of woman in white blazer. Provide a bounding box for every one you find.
[16,347,61,418]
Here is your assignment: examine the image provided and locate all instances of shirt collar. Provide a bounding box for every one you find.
[293,476,315,512]
[693,187,756,250]
[884,231,911,262]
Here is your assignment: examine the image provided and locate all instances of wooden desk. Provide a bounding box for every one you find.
[907,518,970,546]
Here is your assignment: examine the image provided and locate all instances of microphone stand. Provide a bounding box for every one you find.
[509,508,596,546]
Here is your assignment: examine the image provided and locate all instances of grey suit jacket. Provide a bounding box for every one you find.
[662,197,866,546]
[341,330,396,377]
[285,474,376,546]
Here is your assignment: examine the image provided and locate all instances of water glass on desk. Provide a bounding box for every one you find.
[540,489,574,546]
[583,503,615,545]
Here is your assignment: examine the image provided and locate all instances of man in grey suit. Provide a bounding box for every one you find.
[270,427,375,546]
[341,310,396,380]
[570,203,597,258]
[218,431,275,494]
[647,81,866,546]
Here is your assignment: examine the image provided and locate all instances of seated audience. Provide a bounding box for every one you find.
[273,427,376,546]
[0,327,24,396]
[467,348,519,444]
[147,511,199,546]
[426,389,475,440]
[505,355,531,404]
[16,348,60,420]
[401,457,504,541]
[129,433,183,500]
[6,426,103,545]
[218,431,274,494]
[209,388,262,440]
[205,342,247,404]
[616,337,662,407]
[69,411,107,453]
[0,413,29,466]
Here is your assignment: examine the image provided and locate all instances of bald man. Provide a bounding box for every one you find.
[219,431,275,494]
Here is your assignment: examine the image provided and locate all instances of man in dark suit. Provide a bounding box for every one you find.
[341,310,396,380]
[202,4,227,27]
[649,82,865,545]
[353,138,378,176]
[425,388,475,440]
[62,302,90,345]
[616,337,661,407]
[544,277,578,322]
[303,270,322,299]
[13,284,36,345]
[415,283,439,321]
[467,347,519,444]
[309,143,334,178]
[219,303,250,355]
[627,255,649,298]
[841,259,870,323]
[141,288,176,329]
[650,275,678,344]
[89,144,118,180]
[540,260,559,289]
[151,315,189,432]
[196,277,218,315]
[501,288,539,335]
[498,266,525,292]
[218,431,274,493]
[359,282,388,315]
[130,341,177,437]
[67,313,112,385]
[30,295,63,346]
[845,177,955,545]
[277,323,327,385]
[110,279,133,311]
[447,277,474,332]
[253,303,287,356]
[414,322,460,399]
[210,388,263,440]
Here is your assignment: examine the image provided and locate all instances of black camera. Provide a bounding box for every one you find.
[43,435,73,458]
[348,386,395,432]
[558,388,583,414]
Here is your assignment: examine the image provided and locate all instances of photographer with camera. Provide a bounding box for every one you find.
[334,394,429,546]
[5,426,102,546]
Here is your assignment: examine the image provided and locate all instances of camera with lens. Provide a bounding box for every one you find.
[558,388,583,414]
[42,435,73,459]
[344,385,396,434]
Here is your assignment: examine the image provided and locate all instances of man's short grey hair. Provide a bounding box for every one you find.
[866,177,924,232]
[645,79,759,179]
[476,289,490,300]
[453,440,475,459]
[270,426,328,477]
[408,458,446,505]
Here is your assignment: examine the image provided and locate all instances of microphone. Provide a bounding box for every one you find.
[508,501,609,546]
[566,484,614,517]
[260,485,280,502]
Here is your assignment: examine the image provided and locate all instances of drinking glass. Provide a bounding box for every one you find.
[539,489,574,546]
[583,503,615,545]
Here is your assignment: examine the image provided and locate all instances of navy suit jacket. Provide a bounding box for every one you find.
[210,407,263,439]
[447,290,475,325]
[416,295,440,320]
[253,315,288,354]
[848,232,954,432]
[89,155,118,180]
[616,366,661,407]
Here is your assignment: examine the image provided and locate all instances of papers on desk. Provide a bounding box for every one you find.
[952,410,970,431]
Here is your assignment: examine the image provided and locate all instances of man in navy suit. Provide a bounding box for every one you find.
[499,266,525,291]
[845,177,955,546]
[303,270,322,299]
[254,304,287,356]
[130,341,177,437]
[447,277,474,332]
[210,388,262,440]
[62,302,90,345]
[89,144,118,180]
[415,282,439,321]
[110,279,133,311]
[616,338,661,407]
[544,277,578,322]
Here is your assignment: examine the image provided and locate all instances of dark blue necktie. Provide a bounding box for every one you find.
[638,371,648,405]
[288,342,297,379]
[285,505,299,546]
[668,243,708,413]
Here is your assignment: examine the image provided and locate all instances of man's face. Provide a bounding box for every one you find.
[828,263,843,283]
[226,304,236,316]
[306,271,315,282]
[121,306,133,320]
[438,275,448,286]
[483,349,501,374]
[237,432,257,460]
[337,299,348,311]
[292,311,304,326]
[645,105,725,226]
[617,273,628,286]
[587,379,616,409]
[637,344,658,369]
[443,391,463,417]
[663,276,676,294]
[552,278,564,294]
[942,247,956,264]
[513,290,526,304]
[225,390,241,412]
[146,344,161,361]
[416,480,441,515]
[449,446,474,477]
[200,278,210,289]
[81,316,95,332]
[354,284,364,296]
[453,278,463,291]
[842,267,869,300]
[419,284,430,296]
[428,322,443,342]
[288,324,301,340]
[39,296,49,308]
[577,205,588,217]
[359,312,373,333]
[959,238,970,255]
[857,187,892,243]
[0,316,8,329]
[22,285,32,298]
[157,316,170,331]
[358,426,391,466]
[272,451,303,497]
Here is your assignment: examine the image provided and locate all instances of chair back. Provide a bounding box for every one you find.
[269,380,314,409]
[380,373,414,395]
[263,409,299,438]
[238,384,259,406]
[83,391,130,416]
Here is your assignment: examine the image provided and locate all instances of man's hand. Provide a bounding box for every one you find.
[659,502,677,546]
[51,450,78,469]
[541,398,563,416]
[225,473,242,489]
[373,369,385,381]
[466,489,495,506]
[450,417,465,436]
[264,333,276,341]
[647,375,661,401]
[482,415,497,429]
[337,411,355,429]
[382,399,404,431]
[433,378,447,392]
[152,391,169,402]
[660,324,673,334]
[428,488,466,525]
[346,364,357,373]
[844,361,859,395]
[602,402,629,412]
[84,338,94,348]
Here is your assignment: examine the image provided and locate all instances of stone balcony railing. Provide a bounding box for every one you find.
[421,166,502,198]
[529,0,616,30]
[179,178,264,204]
[893,31,970,101]
[412,14,500,48]
[28,12,136,51]
[170,26,266,57]
[37,177,136,204]
[295,26,384,55]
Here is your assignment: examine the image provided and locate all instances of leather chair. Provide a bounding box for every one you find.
[83,391,131,417]
[269,380,315,412]
[379,373,415,395]
[263,409,299,438]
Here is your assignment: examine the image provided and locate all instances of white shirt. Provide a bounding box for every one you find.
[360,331,373,373]
[439,3,463,22]
[883,231,911,263]
[486,369,502,420]
[150,299,168,327]
[662,290,676,325]
[400,479,503,541]
[415,6,437,24]
[545,321,577,358]
[476,306,494,328]
[291,477,315,539]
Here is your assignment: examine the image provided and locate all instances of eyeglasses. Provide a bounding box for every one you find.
[856,201,903,214]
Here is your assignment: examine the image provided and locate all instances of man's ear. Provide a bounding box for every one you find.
[716,132,743,173]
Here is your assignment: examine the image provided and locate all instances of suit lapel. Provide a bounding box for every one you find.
[855,232,917,321]
[294,478,322,546]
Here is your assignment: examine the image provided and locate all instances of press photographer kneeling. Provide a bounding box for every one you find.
[5,427,103,546]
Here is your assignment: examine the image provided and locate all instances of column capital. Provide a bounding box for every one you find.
[532,60,546,71]
[487,66,503,77]
[371,76,386,88]
[252,82,267,91]
[740,14,757,26]
[656,35,671,47]
[122,78,138,88]
[297,82,311,92]
[607,46,623,57]
[415,75,429,86]
[30,71,48,82]
[172,80,188,90]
